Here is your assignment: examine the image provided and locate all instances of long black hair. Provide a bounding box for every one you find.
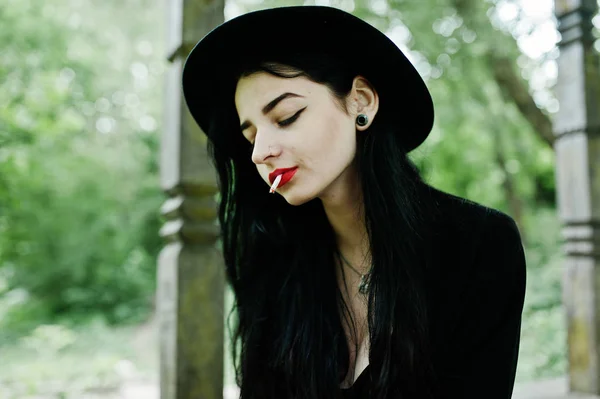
[207,51,440,399]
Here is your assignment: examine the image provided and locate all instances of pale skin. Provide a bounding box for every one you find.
[235,71,379,388]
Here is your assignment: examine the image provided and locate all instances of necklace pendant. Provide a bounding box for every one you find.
[358,275,370,295]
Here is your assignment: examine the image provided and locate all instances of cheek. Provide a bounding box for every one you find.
[304,116,354,169]
[325,115,355,156]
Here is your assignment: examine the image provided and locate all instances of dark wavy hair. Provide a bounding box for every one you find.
[207,51,440,399]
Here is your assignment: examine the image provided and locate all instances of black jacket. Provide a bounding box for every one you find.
[341,185,527,398]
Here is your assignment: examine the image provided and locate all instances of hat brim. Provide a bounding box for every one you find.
[182,5,434,155]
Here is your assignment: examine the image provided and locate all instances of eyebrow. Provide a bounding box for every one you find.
[239,92,304,132]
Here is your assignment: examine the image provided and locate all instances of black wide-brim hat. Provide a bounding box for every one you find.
[182,5,434,156]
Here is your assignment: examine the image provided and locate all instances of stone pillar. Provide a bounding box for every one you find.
[553,0,600,394]
[158,0,225,398]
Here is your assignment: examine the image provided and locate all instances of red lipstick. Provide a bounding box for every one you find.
[268,167,298,192]
[269,167,298,185]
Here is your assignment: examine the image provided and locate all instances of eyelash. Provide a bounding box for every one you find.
[277,108,304,127]
[249,107,306,147]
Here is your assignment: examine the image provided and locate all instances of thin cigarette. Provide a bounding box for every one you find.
[269,174,282,194]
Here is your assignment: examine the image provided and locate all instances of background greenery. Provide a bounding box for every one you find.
[0,0,567,396]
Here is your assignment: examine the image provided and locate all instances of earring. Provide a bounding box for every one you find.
[356,114,368,127]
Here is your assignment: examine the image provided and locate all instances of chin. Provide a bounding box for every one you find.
[278,187,317,206]
[281,194,312,207]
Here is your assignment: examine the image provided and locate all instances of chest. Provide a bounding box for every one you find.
[337,277,371,387]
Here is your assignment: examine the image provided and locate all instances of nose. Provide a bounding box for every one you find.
[251,129,281,164]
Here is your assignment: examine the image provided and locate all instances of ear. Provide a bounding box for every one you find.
[349,75,379,131]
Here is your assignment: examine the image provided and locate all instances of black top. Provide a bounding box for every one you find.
[340,366,370,398]
[340,185,527,398]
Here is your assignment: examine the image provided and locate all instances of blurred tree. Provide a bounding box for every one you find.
[0,0,165,334]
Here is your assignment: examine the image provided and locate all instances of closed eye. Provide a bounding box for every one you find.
[278,106,307,127]
[248,107,307,150]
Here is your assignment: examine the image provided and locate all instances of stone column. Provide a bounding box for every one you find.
[159,0,225,398]
[553,0,600,394]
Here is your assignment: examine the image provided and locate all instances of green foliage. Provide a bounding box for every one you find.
[517,208,565,381]
[0,0,165,333]
[0,316,155,398]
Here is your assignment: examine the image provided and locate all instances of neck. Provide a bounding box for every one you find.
[320,189,370,274]
[318,162,371,273]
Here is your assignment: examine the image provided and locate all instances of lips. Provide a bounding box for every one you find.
[269,167,298,186]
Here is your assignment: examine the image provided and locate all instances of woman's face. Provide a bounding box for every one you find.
[235,72,377,206]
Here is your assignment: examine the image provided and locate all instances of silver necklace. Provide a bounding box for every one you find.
[338,252,371,295]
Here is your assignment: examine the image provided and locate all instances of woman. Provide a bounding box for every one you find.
[181,6,526,399]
